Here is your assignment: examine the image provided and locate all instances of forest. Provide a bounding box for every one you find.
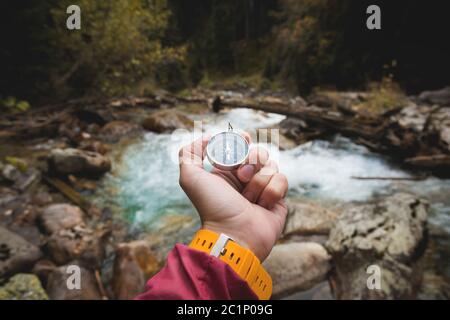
[2,0,450,104]
[0,0,450,301]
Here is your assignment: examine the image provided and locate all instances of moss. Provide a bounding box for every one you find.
[0,274,48,300]
[4,156,28,172]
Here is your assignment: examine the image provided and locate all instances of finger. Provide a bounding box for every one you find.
[256,173,288,210]
[179,134,210,168]
[269,199,288,235]
[236,146,269,183]
[242,160,278,203]
[240,131,252,144]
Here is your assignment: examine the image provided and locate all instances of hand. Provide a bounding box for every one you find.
[179,133,288,261]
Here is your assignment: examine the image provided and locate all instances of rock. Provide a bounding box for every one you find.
[326,193,429,299]
[308,90,367,110]
[263,242,331,299]
[0,163,41,192]
[0,274,48,300]
[283,281,333,300]
[31,191,53,206]
[45,226,106,266]
[391,102,430,133]
[278,117,325,144]
[48,148,111,177]
[419,87,450,105]
[278,117,308,140]
[46,264,102,300]
[14,169,40,191]
[1,163,21,183]
[0,226,42,278]
[284,200,339,236]
[39,204,85,234]
[32,259,57,284]
[429,107,450,152]
[112,240,160,300]
[39,204,106,266]
[79,140,110,155]
[99,121,140,142]
[142,109,194,133]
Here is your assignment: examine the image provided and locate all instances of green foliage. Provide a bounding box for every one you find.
[267,0,349,93]
[1,97,31,113]
[49,0,185,97]
[356,77,407,114]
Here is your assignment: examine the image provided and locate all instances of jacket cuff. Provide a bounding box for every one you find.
[135,243,258,300]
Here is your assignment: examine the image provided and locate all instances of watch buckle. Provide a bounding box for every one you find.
[210,233,233,257]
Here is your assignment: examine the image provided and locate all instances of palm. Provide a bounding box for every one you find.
[180,164,287,261]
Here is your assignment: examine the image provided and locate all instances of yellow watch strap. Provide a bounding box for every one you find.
[189,229,272,300]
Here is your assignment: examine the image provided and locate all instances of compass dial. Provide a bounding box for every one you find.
[206,131,249,170]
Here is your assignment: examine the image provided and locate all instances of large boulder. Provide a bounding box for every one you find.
[326,193,429,299]
[263,242,331,299]
[48,148,111,177]
[45,263,102,300]
[39,204,105,266]
[0,274,48,300]
[112,240,160,300]
[39,204,85,234]
[0,226,42,278]
[142,109,194,133]
[284,200,339,236]
[45,227,106,266]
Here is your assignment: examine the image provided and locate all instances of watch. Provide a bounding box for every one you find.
[189,229,272,300]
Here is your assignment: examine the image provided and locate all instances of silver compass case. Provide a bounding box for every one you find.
[206,130,250,171]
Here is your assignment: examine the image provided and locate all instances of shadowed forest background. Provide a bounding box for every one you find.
[1,0,450,301]
[2,0,450,104]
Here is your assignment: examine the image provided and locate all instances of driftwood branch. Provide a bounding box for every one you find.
[351,176,427,181]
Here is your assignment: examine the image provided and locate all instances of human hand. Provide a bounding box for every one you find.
[179,133,288,261]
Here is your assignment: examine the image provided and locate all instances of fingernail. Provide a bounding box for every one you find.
[243,190,254,201]
[240,165,254,182]
[258,199,268,208]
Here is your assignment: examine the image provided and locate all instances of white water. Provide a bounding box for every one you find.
[94,108,450,241]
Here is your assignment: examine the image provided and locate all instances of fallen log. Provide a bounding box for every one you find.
[42,175,92,212]
[351,176,428,181]
[405,154,450,168]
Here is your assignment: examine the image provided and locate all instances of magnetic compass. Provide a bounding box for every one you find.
[206,123,249,171]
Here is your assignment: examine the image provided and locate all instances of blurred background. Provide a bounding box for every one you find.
[0,0,449,300]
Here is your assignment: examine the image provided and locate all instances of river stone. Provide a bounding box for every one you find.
[46,263,102,300]
[0,226,42,278]
[99,120,140,142]
[45,226,105,266]
[263,242,331,299]
[419,86,450,105]
[142,109,194,133]
[48,148,111,177]
[112,240,160,300]
[0,274,48,300]
[326,193,429,299]
[39,204,85,234]
[284,200,339,236]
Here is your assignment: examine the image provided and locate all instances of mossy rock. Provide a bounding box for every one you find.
[0,274,48,300]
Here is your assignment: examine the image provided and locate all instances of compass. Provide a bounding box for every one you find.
[206,123,249,171]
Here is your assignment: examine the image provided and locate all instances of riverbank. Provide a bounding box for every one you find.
[1,86,449,299]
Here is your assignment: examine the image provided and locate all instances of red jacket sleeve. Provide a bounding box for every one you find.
[135,244,258,300]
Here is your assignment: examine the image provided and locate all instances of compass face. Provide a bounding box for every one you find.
[206,131,249,170]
